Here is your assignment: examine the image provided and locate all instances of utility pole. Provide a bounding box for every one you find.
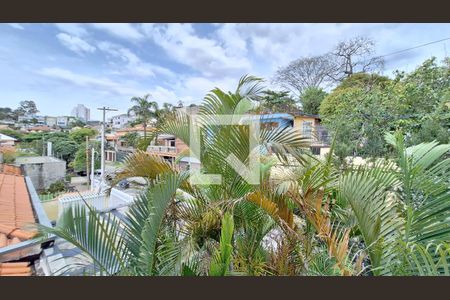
[97,106,117,188]
[90,147,96,191]
[85,135,90,187]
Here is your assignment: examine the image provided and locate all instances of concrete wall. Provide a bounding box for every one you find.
[16,157,66,191]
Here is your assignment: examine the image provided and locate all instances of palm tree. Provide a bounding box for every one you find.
[128,94,157,140]
[38,76,450,276]
[39,75,309,275]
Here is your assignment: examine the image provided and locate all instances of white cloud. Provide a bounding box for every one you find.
[38,67,146,96]
[143,23,252,78]
[54,23,88,37]
[91,23,145,41]
[8,23,24,30]
[97,41,175,78]
[56,33,96,55]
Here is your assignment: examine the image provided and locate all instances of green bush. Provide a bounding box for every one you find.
[46,180,66,194]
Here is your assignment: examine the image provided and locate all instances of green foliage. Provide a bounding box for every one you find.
[37,74,450,277]
[122,132,140,148]
[255,90,299,113]
[319,57,450,159]
[137,136,152,151]
[69,127,97,143]
[209,213,235,276]
[300,87,327,115]
[0,107,16,120]
[69,118,87,128]
[0,147,16,163]
[14,100,39,119]
[0,128,24,141]
[46,180,67,194]
[71,141,100,172]
[53,140,79,161]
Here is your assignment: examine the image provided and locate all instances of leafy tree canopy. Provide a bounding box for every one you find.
[300,87,328,115]
[69,127,97,143]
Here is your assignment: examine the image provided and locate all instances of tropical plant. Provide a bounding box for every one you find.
[38,75,450,277]
[128,94,157,140]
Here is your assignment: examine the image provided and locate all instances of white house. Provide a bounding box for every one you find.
[0,133,17,146]
[110,113,135,129]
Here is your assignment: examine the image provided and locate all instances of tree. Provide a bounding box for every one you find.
[328,36,384,81]
[69,118,86,128]
[0,128,24,141]
[300,87,327,115]
[14,100,39,119]
[39,75,309,276]
[319,73,394,159]
[122,132,140,148]
[274,54,335,96]
[128,94,157,139]
[69,128,97,144]
[52,140,79,162]
[0,107,15,120]
[71,141,100,173]
[38,75,450,276]
[255,90,299,113]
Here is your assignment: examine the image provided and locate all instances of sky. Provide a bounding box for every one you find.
[1,23,449,120]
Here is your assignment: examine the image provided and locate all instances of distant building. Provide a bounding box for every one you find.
[45,116,57,127]
[71,104,90,122]
[175,104,199,115]
[109,113,135,129]
[18,114,46,125]
[56,116,75,128]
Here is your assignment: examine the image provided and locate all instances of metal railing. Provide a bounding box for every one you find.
[57,188,136,219]
[147,145,177,153]
[299,125,330,145]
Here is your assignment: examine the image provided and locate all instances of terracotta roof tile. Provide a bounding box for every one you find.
[0,262,32,276]
[0,173,37,255]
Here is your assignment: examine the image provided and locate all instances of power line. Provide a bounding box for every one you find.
[377,37,450,59]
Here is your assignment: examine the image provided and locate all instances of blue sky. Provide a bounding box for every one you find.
[1,23,449,120]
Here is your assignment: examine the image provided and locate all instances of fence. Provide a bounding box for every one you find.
[57,188,137,220]
[39,191,66,202]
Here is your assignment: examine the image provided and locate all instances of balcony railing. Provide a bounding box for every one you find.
[147,145,177,154]
[300,125,330,146]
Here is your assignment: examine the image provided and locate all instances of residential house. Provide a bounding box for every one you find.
[109,113,135,129]
[0,133,17,146]
[147,134,189,164]
[293,113,330,156]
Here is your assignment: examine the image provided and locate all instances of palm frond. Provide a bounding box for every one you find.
[209,212,235,276]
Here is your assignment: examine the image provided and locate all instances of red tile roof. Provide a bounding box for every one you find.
[0,173,37,266]
[0,164,22,176]
[0,262,32,276]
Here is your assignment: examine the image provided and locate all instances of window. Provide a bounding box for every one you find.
[302,121,312,138]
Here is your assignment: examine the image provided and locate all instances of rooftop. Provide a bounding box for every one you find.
[0,133,17,141]
[15,156,65,164]
[0,173,38,268]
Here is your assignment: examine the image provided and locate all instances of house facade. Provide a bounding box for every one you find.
[293,113,330,156]
[109,113,135,129]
